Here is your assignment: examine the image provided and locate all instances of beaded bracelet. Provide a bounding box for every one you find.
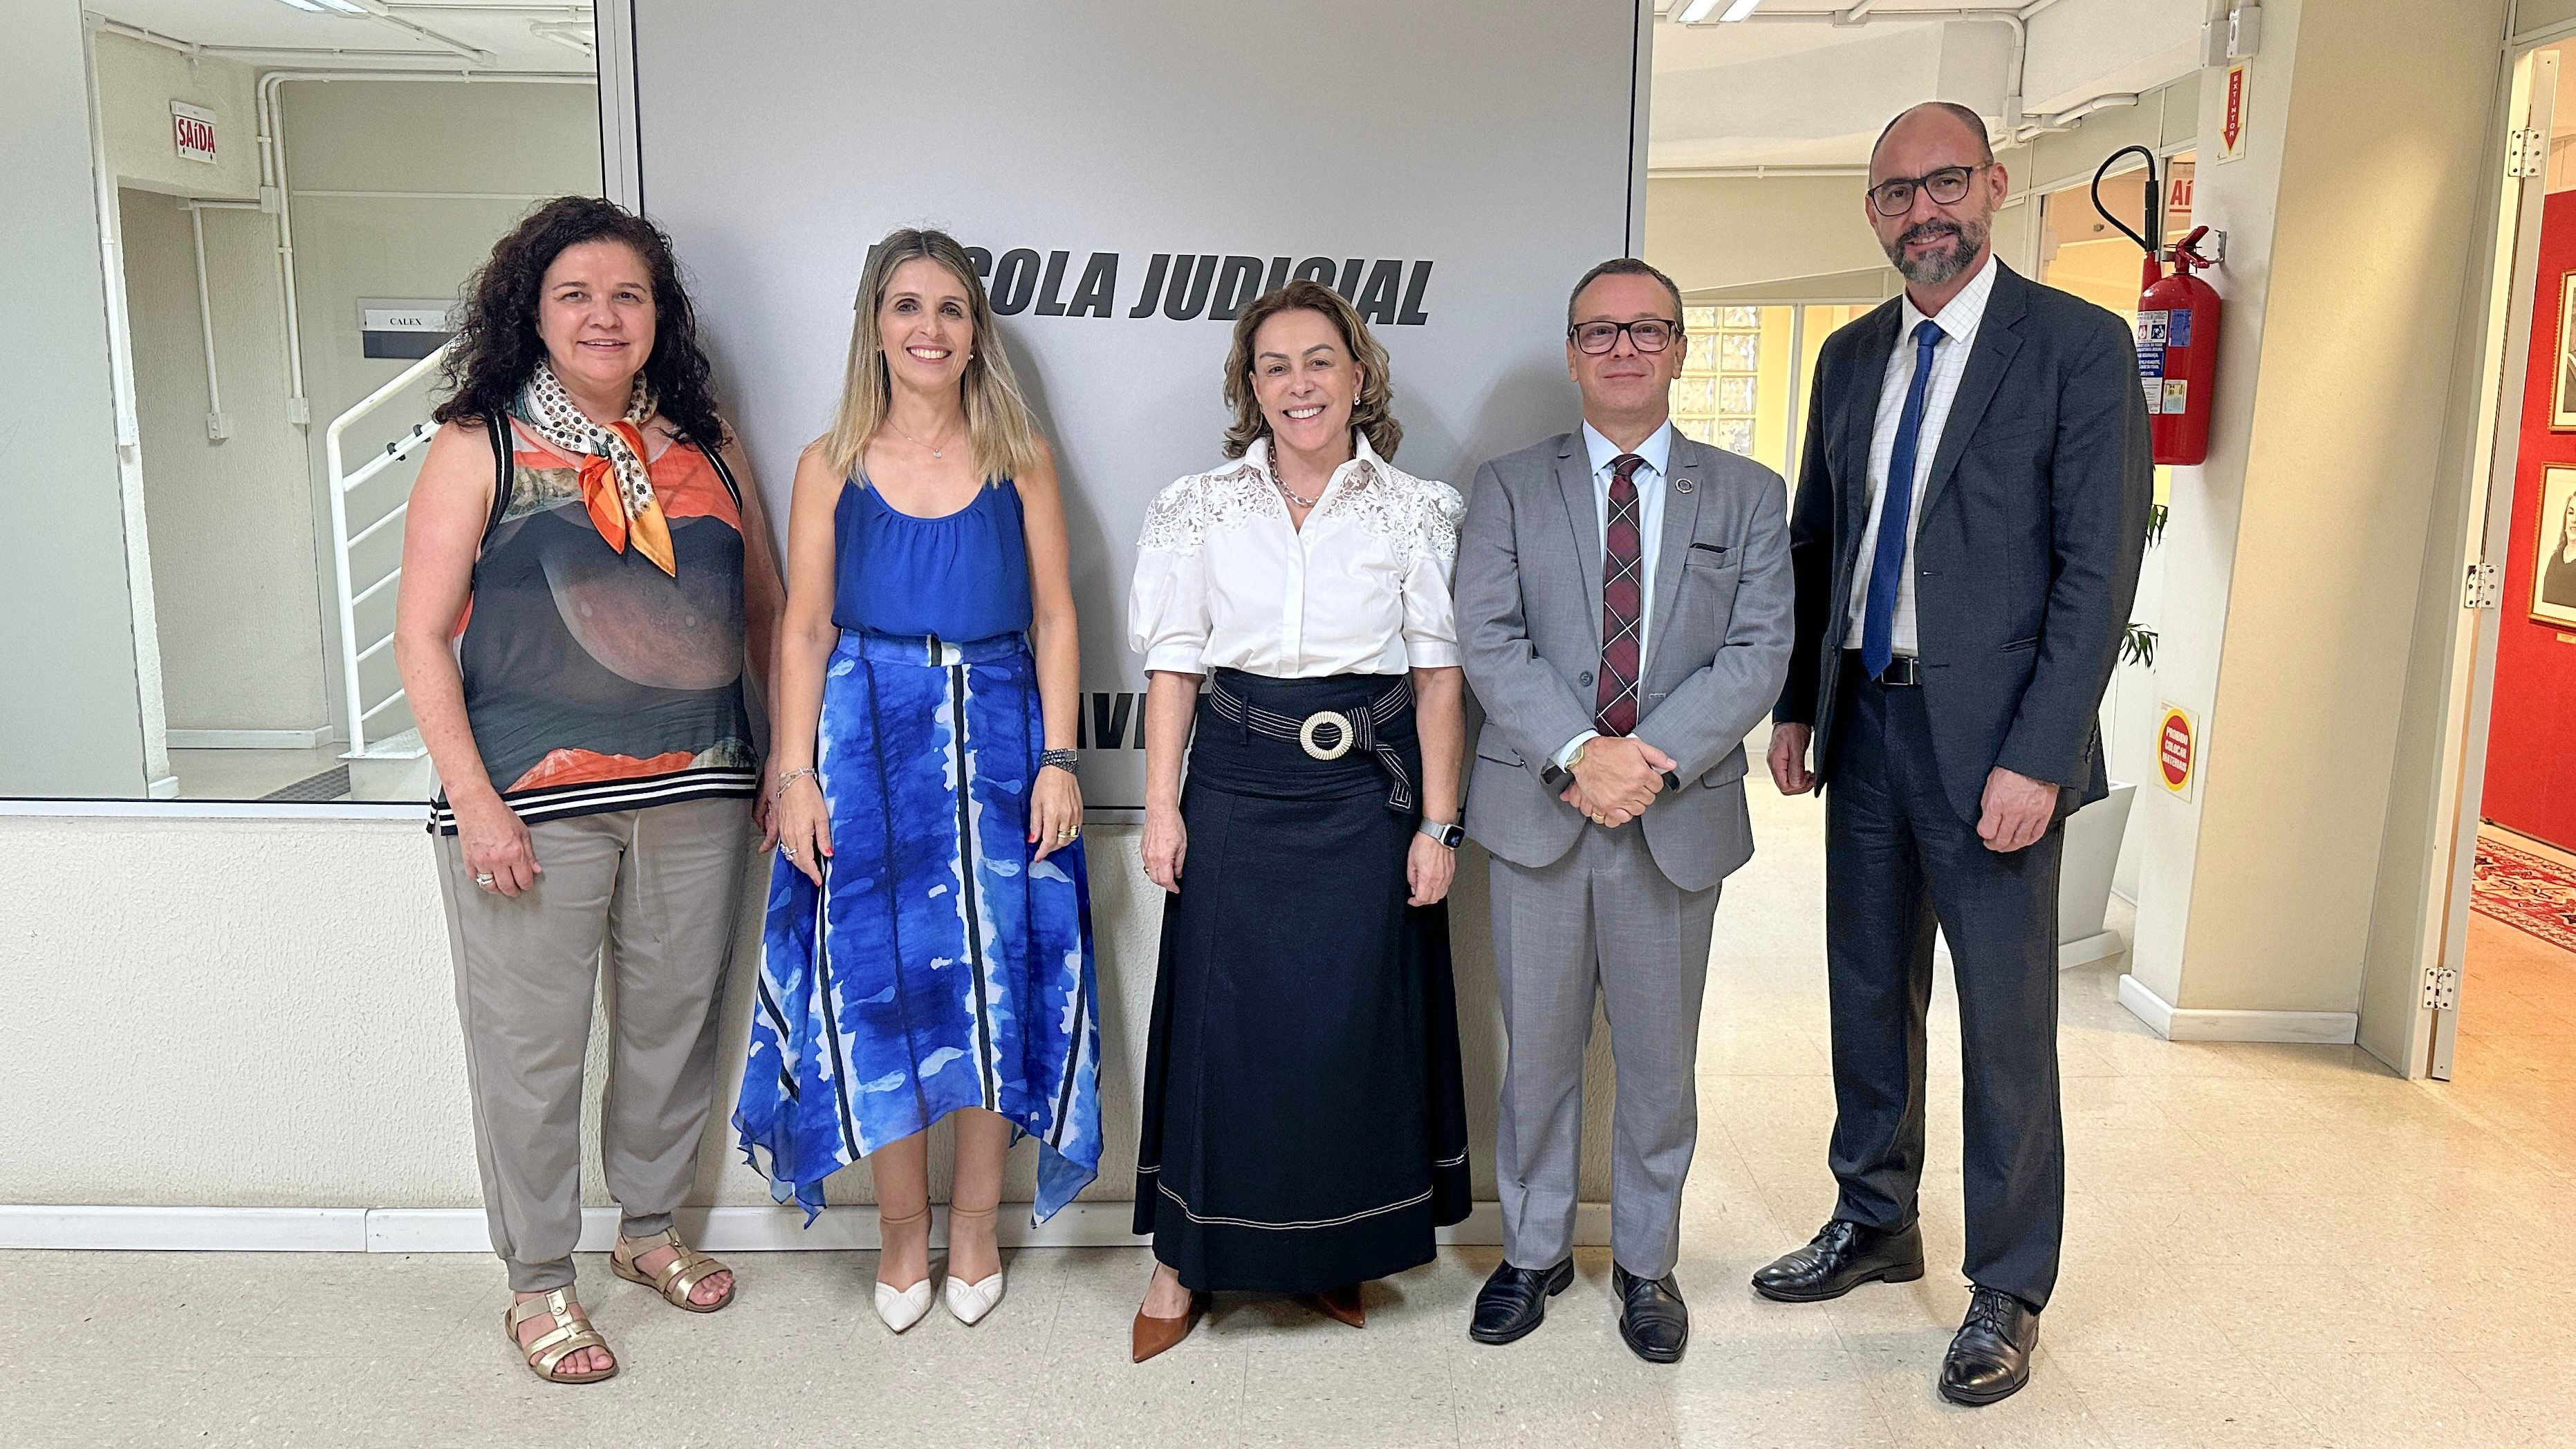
[1039,749,1081,776]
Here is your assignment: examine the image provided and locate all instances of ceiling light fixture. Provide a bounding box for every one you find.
[1718,0,1767,19]
[275,0,371,14]
[1674,0,1725,20]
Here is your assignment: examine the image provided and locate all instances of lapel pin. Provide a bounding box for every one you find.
[1676,480,1694,494]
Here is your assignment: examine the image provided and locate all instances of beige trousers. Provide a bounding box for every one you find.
[434,796,752,1292]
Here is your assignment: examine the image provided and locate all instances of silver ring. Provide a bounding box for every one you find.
[781,845,799,861]
[474,872,497,887]
[1298,709,1355,761]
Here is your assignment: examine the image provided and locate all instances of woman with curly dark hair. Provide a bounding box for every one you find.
[393,196,784,1385]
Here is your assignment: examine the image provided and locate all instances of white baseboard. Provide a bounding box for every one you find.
[167,727,333,750]
[0,1206,368,1251]
[2117,974,2358,1044]
[2057,929,2127,971]
[4,1201,1606,1253]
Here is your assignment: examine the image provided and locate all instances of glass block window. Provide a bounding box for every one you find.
[1670,304,1761,456]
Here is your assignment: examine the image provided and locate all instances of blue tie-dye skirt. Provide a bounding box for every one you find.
[736,629,1102,1223]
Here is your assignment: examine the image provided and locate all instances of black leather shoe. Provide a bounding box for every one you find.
[1751,1219,1926,1302]
[1612,1264,1688,1364]
[1468,1257,1573,1345]
[1939,1286,2039,1406]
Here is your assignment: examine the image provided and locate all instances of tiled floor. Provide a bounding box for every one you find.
[10,798,2576,1447]
[167,744,348,802]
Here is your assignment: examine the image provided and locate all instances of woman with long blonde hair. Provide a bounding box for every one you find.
[736,227,1101,1332]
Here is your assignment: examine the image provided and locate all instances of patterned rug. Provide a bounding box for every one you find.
[2472,836,2576,953]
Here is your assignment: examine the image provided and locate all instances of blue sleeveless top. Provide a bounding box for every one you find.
[832,478,1033,642]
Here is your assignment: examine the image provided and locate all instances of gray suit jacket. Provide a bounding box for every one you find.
[1456,430,1795,893]
[1772,263,2153,825]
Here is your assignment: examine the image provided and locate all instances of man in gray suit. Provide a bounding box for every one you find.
[1754,102,2150,1408]
[1455,258,1792,1364]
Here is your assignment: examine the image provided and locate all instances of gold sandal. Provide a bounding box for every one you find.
[612,1226,735,1312]
[503,1289,616,1385]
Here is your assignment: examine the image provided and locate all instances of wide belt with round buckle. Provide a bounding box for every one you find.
[1204,677,1415,812]
[1298,709,1355,760]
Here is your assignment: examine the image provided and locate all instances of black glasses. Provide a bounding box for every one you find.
[1569,318,1680,355]
[1867,163,1987,217]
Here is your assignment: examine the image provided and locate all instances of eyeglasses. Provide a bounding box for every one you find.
[1866,163,1987,217]
[1568,318,1680,355]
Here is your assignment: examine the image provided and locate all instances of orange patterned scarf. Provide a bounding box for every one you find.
[521,363,676,575]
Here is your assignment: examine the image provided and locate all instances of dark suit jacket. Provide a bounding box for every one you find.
[1773,261,2153,825]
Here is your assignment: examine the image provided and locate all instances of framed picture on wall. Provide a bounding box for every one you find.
[2534,465,2576,628]
[2555,272,2576,429]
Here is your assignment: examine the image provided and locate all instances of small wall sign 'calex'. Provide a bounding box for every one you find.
[359,299,459,360]
[172,101,217,165]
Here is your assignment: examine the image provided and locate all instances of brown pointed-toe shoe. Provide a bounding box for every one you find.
[1301,1282,1364,1329]
[1131,1291,1210,1363]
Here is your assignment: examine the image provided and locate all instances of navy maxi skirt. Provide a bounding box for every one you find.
[1133,669,1472,1293]
[737,630,1103,1223]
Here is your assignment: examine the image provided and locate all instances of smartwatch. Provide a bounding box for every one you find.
[1417,819,1465,850]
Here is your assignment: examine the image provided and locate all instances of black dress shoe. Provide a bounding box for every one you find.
[1751,1219,1926,1303]
[1469,1257,1573,1345]
[1939,1286,2039,1406]
[1611,1264,1688,1364]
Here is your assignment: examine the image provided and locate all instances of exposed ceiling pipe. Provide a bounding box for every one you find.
[334,1,496,68]
[89,15,465,67]
[2016,91,2139,141]
[529,19,597,59]
[1650,164,1870,178]
[1681,0,2143,156]
[253,66,594,429]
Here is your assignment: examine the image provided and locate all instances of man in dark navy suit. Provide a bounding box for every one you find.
[1754,101,2151,1407]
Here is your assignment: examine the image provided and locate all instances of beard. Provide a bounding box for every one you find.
[1884,215,1988,286]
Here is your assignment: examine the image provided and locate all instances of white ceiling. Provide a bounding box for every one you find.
[1649,0,2207,171]
[88,0,594,73]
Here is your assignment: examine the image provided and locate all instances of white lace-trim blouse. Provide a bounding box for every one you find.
[1128,435,1465,678]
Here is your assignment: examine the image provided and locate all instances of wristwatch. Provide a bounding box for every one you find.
[1417,819,1465,850]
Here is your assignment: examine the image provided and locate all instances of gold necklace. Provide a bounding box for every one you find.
[1266,442,1325,510]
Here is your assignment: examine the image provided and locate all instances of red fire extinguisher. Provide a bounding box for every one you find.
[2095,147,2221,465]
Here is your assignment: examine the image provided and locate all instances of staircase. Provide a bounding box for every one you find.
[326,344,448,803]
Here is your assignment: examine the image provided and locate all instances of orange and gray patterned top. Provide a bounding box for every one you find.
[428,413,756,833]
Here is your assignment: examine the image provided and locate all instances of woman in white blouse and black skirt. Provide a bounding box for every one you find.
[1125,279,1472,1361]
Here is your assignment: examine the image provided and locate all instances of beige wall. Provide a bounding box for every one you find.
[277,77,602,741]
[2521,0,2576,37]
[1646,174,1893,298]
[2131,0,2513,1030]
[91,31,259,203]
[0,814,1594,1214]
[120,190,331,733]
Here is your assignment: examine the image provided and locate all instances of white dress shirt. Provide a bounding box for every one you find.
[1553,420,1676,769]
[1128,435,1464,678]
[1843,251,1999,654]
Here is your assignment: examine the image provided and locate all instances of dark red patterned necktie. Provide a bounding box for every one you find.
[1595,453,1646,736]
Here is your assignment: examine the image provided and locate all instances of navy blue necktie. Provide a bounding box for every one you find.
[1862,319,1945,681]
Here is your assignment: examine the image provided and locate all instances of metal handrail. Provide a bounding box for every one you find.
[326,343,451,757]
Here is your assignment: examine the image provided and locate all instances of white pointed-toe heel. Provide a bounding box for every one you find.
[945,1269,1006,1325]
[943,1204,1006,1325]
[875,1205,936,1334]
[875,1277,936,1333]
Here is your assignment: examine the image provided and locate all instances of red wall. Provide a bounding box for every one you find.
[2483,190,2576,853]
